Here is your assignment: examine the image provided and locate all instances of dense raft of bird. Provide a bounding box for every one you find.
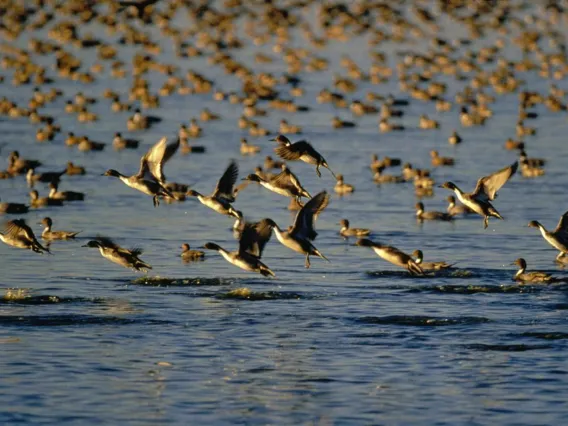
[1,0,568,285]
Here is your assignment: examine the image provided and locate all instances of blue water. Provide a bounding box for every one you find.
[1,2,568,424]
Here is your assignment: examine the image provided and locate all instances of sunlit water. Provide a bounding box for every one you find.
[1,2,568,424]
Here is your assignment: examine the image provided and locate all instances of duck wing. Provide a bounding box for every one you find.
[95,235,120,249]
[472,161,518,202]
[553,211,568,242]
[238,219,273,258]
[274,140,316,161]
[270,169,297,192]
[212,160,238,202]
[137,137,179,183]
[5,219,48,252]
[290,191,329,240]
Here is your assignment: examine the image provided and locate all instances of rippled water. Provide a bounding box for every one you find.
[1,2,568,424]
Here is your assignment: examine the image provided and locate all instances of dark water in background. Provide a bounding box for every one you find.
[1,2,568,424]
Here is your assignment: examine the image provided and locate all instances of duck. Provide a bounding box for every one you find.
[240,138,261,156]
[65,161,86,176]
[331,116,356,128]
[528,211,568,260]
[83,237,152,272]
[7,151,41,175]
[180,243,205,261]
[419,114,439,129]
[104,136,178,207]
[412,250,455,271]
[416,202,454,222]
[279,119,302,134]
[379,118,405,132]
[29,190,64,208]
[512,258,556,284]
[243,165,311,203]
[504,139,524,151]
[338,219,370,238]
[264,156,285,170]
[370,154,401,171]
[334,174,354,194]
[519,150,546,168]
[48,183,85,201]
[430,150,455,167]
[65,132,80,146]
[26,168,65,187]
[186,160,240,218]
[203,219,275,277]
[441,162,518,229]
[78,136,106,152]
[265,191,330,268]
[271,134,336,178]
[446,196,472,216]
[39,217,80,240]
[113,132,140,150]
[127,108,162,131]
[448,130,462,145]
[0,219,49,254]
[373,166,404,184]
[355,239,423,275]
[0,198,29,214]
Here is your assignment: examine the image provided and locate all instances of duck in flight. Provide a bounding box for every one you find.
[82,237,152,272]
[204,218,275,277]
[186,160,240,218]
[265,191,330,268]
[243,164,311,203]
[0,219,49,254]
[440,162,518,229]
[528,210,568,260]
[271,135,336,179]
[104,136,178,207]
[356,239,423,275]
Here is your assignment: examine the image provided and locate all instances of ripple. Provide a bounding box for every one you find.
[357,315,491,327]
[464,343,553,352]
[406,284,546,294]
[0,295,96,305]
[520,332,568,340]
[216,287,304,300]
[131,276,234,287]
[0,315,170,327]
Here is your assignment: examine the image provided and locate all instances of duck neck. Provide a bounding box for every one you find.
[42,225,51,235]
[515,266,525,278]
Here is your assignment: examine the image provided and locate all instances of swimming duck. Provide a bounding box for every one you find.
[373,166,404,184]
[331,116,356,128]
[243,165,311,203]
[355,239,423,275]
[416,202,454,222]
[83,237,152,272]
[48,183,85,201]
[65,161,86,176]
[39,217,80,240]
[265,191,330,268]
[430,150,455,167]
[334,174,354,194]
[26,168,65,187]
[441,162,518,229]
[448,130,462,145]
[240,138,261,156]
[186,160,240,218]
[7,151,41,175]
[512,258,556,284]
[412,250,455,271]
[271,135,336,178]
[519,150,546,168]
[528,211,568,260]
[127,108,162,131]
[339,219,370,238]
[446,196,472,216]
[379,118,405,132]
[104,136,178,207]
[0,219,49,254]
[113,132,140,150]
[203,219,275,277]
[0,198,29,214]
[370,154,401,171]
[29,190,64,208]
[78,136,106,152]
[181,243,205,261]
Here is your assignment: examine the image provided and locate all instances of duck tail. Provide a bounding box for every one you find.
[489,207,504,220]
[259,264,275,277]
[314,249,330,263]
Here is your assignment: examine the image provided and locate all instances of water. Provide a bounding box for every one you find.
[1,2,568,424]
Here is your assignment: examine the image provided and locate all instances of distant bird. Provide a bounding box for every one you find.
[26,168,65,187]
[83,237,152,272]
[0,198,29,214]
[441,162,518,229]
[204,219,275,276]
[113,132,140,150]
[528,211,568,260]
[39,217,80,240]
[243,165,311,203]
[29,190,64,208]
[334,174,354,194]
[7,151,41,175]
[265,191,330,268]
[512,258,557,284]
[0,219,49,253]
[48,183,85,201]
[355,239,423,275]
[412,250,455,271]
[271,135,336,178]
[180,243,205,261]
[104,136,178,207]
[186,160,240,218]
[338,219,370,238]
[415,202,454,222]
[65,161,86,176]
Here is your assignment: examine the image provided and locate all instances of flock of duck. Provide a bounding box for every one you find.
[1,0,568,285]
